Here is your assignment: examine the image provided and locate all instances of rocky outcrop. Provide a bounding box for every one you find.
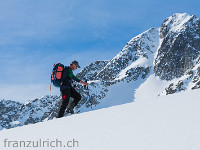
[76,60,109,81]
[0,96,60,130]
[154,13,200,80]
[0,100,22,129]
[161,57,200,95]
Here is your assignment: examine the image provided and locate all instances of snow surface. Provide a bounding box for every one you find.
[0,88,200,150]
[134,75,172,101]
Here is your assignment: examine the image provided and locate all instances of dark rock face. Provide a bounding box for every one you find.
[161,62,200,95]
[125,67,150,82]
[154,13,200,80]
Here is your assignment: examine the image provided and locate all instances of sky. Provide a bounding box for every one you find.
[0,0,199,102]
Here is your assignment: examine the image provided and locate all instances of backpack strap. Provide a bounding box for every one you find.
[60,66,68,82]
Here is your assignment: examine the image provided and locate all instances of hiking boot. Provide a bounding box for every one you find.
[66,101,76,114]
[66,108,74,114]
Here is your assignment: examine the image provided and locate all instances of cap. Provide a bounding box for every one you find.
[71,60,81,68]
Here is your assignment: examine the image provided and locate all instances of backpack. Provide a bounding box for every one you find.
[50,63,65,91]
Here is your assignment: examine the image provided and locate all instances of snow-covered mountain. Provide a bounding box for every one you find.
[0,96,60,130]
[0,13,200,130]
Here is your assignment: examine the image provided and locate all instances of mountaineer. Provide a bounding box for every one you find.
[57,60,88,118]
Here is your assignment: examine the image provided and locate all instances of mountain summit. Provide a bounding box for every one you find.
[155,13,200,80]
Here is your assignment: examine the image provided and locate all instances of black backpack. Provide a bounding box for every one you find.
[50,63,65,90]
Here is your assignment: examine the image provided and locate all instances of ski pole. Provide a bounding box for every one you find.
[84,80,90,100]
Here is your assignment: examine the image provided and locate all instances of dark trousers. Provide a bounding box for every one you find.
[58,88,81,118]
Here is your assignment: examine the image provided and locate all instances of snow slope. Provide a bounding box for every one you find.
[0,88,200,150]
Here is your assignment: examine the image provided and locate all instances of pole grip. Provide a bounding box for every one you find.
[84,80,88,89]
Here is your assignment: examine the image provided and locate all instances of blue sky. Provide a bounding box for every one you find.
[0,0,199,102]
